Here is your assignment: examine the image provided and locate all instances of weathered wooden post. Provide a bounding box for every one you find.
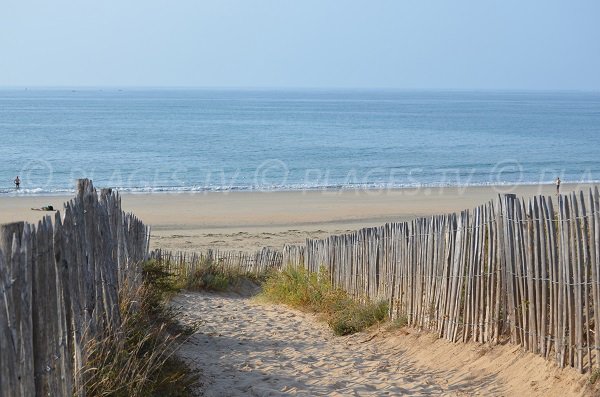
[0,222,24,265]
[0,221,35,396]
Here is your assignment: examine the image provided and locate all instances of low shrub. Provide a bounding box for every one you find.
[142,260,183,310]
[328,300,389,336]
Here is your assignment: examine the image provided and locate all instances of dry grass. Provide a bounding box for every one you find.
[183,259,265,292]
[590,368,600,385]
[386,314,409,331]
[77,261,199,397]
[260,266,388,336]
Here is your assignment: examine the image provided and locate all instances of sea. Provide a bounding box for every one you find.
[1,89,599,195]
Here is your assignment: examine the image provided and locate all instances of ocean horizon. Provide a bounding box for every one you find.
[1,88,599,196]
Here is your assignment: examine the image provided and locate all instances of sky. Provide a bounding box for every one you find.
[1,0,599,90]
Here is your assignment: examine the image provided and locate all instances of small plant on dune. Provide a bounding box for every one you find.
[328,299,389,336]
[260,266,388,336]
[184,258,263,292]
[387,314,409,330]
[142,260,183,308]
[590,368,600,385]
[186,266,230,291]
[78,261,199,397]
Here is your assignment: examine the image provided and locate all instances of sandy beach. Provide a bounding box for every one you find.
[173,288,594,396]
[0,183,594,252]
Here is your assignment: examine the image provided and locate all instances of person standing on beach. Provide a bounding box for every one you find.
[556,177,561,195]
[14,176,20,189]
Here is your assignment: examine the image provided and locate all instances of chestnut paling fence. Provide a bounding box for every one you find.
[162,188,600,374]
[151,247,282,280]
[0,180,150,397]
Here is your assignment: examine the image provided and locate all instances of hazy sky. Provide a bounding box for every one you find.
[1,0,599,90]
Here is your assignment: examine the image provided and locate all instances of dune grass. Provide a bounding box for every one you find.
[591,368,600,385]
[183,259,265,292]
[260,266,388,336]
[78,260,199,397]
[184,260,234,291]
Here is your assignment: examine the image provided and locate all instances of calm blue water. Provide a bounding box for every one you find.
[1,89,599,195]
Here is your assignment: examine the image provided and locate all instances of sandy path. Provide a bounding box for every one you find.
[172,290,593,397]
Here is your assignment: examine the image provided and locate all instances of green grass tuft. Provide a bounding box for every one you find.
[328,300,389,336]
[260,266,388,336]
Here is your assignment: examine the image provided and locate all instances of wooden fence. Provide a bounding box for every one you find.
[0,179,150,396]
[278,189,600,374]
[151,247,282,279]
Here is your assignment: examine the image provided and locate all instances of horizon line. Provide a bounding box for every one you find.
[0,85,599,94]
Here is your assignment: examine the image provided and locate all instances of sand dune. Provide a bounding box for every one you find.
[172,289,595,396]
